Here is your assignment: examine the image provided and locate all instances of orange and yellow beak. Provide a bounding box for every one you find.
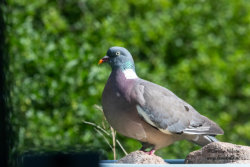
[98,59,104,65]
[98,56,109,65]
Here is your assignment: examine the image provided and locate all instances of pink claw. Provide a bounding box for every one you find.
[143,149,155,155]
[148,149,155,155]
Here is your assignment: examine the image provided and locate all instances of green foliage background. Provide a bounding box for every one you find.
[7,0,250,159]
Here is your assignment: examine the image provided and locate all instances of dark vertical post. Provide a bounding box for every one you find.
[0,0,10,167]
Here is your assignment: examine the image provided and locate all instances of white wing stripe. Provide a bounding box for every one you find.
[136,105,173,135]
[136,105,156,127]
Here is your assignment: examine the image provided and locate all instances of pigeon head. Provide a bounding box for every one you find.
[99,47,136,71]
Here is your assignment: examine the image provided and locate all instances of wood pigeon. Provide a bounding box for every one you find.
[99,46,224,155]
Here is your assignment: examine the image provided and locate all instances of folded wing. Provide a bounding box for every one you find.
[132,80,224,135]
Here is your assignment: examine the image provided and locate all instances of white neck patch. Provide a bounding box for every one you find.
[123,69,138,79]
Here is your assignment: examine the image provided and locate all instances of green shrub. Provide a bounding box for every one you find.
[7,0,250,159]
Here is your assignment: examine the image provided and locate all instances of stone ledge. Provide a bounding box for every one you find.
[117,151,167,164]
[185,142,250,164]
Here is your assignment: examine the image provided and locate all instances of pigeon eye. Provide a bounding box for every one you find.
[116,51,120,56]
